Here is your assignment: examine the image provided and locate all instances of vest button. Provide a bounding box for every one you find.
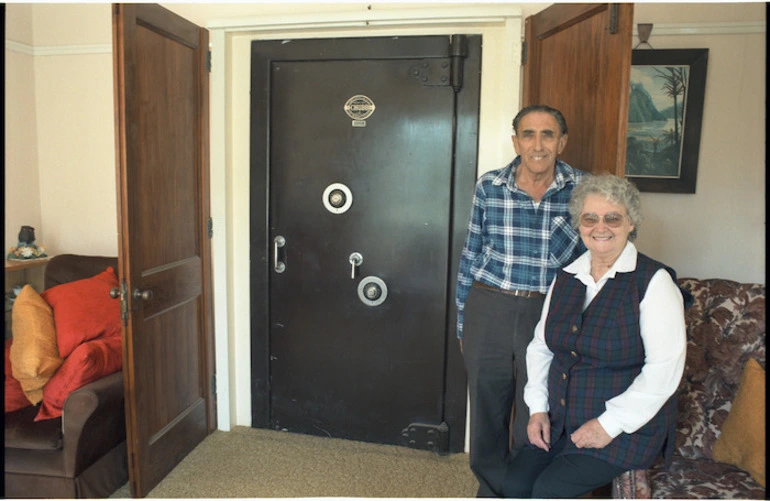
[572,325,578,333]
[571,351,578,358]
[562,373,567,380]
[560,398,566,406]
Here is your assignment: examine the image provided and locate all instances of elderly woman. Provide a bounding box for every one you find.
[502,174,688,498]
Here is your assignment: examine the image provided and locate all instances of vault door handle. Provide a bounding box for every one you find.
[349,252,363,279]
[274,236,286,273]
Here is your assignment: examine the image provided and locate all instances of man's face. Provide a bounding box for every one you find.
[512,112,568,177]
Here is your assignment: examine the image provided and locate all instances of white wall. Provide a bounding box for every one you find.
[632,3,766,283]
[5,5,41,252]
[5,3,117,257]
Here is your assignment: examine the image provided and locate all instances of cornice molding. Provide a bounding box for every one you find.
[5,40,112,56]
[633,21,765,36]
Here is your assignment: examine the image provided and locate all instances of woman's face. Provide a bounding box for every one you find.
[578,194,635,261]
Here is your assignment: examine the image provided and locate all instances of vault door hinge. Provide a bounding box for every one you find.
[400,422,450,455]
[211,374,216,395]
[449,34,467,92]
[207,217,213,239]
[521,40,528,65]
[206,50,212,72]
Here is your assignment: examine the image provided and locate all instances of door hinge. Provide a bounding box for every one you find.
[207,217,213,239]
[608,4,619,34]
[449,34,467,93]
[400,421,450,455]
[211,374,217,395]
[206,50,212,72]
[521,40,528,65]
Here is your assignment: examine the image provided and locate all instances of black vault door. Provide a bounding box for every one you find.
[250,36,481,452]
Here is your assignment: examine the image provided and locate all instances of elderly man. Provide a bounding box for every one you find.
[456,105,589,497]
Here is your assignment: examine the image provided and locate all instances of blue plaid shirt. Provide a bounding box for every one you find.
[455,157,588,339]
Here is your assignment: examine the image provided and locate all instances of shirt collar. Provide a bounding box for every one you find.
[564,241,638,283]
[494,157,577,194]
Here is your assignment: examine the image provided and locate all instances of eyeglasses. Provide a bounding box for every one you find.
[579,212,628,228]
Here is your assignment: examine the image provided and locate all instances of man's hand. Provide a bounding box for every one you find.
[527,412,551,451]
[570,418,613,449]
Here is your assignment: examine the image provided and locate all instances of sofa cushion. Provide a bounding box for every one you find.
[4,404,62,450]
[648,457,765,499]
[40,267,121,359]
[712,358,765,487]
[5,338,34,413]
[35,334,123,421]
[674,279,766,460]
[10,285,63,404]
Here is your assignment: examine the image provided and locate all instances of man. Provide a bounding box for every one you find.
[456,105,588,497]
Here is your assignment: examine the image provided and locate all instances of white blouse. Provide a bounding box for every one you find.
[523,242,687,438]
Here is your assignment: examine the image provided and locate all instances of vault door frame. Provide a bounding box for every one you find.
[249,35,482,452]
[208,7,524,449]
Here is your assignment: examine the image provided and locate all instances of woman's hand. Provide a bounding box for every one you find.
[527,412,551,451]
[570,418,613,449]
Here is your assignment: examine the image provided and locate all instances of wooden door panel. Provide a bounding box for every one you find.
[113,3,214,497]
[523,3,633,175]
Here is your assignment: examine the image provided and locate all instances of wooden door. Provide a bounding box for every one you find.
[522,3,634,175]
[112,4,215,497]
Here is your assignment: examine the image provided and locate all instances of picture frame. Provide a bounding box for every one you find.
[625,49,709,193]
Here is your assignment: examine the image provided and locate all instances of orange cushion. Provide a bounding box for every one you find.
[41,267,121,359]
[35,334,123,421]
[10,285,63,404]
[5,338,33,413]
[712,358,766,487]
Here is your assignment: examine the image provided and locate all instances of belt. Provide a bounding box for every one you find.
[472,281,545,299]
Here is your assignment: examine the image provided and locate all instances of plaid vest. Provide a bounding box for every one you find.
[544,253,679,470]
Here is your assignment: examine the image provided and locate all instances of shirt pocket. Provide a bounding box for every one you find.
[548,216,579,267]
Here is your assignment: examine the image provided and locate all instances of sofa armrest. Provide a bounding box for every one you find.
[62,370,126,476]
[612,469,651,499]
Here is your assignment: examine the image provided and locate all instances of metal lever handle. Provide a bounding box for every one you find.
[274,236,286,273]
[349,252,363,279]
[133,288,153,301]
[109,288,120,299]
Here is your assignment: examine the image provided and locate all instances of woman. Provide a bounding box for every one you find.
[502,174,688,498]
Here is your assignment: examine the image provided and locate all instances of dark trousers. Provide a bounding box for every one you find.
[462,286,545,497]
[502,436,627,498]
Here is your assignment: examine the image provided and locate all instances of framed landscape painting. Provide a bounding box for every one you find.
[625,49,709,193]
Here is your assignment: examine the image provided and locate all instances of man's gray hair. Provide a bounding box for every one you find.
[568,174,642,241]
[512,105,569,136]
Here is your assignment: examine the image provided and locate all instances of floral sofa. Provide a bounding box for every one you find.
[613,278,766,499]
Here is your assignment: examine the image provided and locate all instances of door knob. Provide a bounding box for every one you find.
[133,288,153,301]
[349,252,363,279]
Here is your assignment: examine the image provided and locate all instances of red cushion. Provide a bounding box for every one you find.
[40,267,121,359]
[5,338,33,413]
[35,334,123,421]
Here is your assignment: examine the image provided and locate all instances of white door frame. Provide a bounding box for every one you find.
[207,6,524,439]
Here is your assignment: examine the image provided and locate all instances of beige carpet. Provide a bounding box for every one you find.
[110,426,478,498]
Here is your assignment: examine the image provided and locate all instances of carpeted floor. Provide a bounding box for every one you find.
[110,426,478,498]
